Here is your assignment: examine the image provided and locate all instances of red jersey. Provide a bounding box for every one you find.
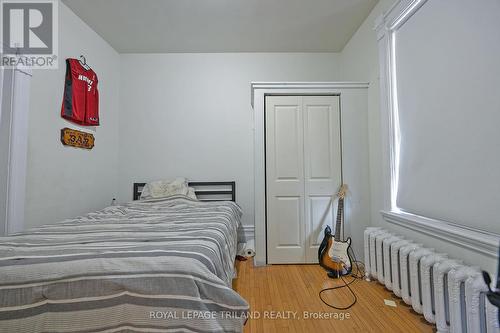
[61,58,99,126]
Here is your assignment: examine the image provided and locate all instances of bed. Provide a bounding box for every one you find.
[0,181,249,332]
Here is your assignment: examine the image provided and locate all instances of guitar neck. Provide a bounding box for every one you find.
[334,197,344,241]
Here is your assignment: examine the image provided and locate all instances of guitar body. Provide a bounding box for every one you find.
[318,226,352,278]
[317,185,353,278]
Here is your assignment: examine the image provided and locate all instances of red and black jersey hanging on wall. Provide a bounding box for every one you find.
[60,58,99,126]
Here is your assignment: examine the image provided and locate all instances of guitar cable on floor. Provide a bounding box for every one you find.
[318,248,365,310]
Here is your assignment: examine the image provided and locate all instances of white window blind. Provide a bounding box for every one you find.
[393,0,500,234]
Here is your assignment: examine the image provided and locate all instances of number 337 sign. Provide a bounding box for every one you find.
[60,128,95,149]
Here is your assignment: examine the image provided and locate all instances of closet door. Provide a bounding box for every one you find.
[266,95,341,264]
[303,96,341,263]
[266,96,305,263]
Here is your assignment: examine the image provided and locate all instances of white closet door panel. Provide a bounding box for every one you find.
[266,96,305,263]
[303,96,341,263]
[273,197,302,246]
[309,196,334,247]
[307,105,332,178]
[274,106,301,180]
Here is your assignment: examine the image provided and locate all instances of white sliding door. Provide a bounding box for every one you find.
[266,95,341,264]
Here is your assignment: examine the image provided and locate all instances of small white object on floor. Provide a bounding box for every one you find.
[237,240,255,257]
[384,299,397,307]
[244,239,255,257]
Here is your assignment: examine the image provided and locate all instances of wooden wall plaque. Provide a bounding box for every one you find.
[61,128,95,149]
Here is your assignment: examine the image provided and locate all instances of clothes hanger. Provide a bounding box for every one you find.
[79,55,90,70]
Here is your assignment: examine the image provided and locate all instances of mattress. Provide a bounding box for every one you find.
[0,196,249,333]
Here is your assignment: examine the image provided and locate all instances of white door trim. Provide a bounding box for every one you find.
[3,65,32,235]
[251,82,369,266]
[0,68,4,127]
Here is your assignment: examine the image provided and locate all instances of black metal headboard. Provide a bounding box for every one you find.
[133,181,236,202]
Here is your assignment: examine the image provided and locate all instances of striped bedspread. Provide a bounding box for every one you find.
[0,196,249,333]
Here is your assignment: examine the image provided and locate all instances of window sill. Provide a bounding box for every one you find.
[381,210,499,258]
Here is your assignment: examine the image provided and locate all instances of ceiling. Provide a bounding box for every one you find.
[63,0,378,53]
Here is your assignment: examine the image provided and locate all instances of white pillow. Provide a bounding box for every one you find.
[140,178,188,199]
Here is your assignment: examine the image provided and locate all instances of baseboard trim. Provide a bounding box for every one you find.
[242,225,255,241]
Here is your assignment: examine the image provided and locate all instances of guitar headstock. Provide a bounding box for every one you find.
[324,225,332,236]
[337,184,348,199]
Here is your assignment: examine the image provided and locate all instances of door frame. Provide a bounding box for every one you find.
[251,82,369,266]
[0,61,32,235]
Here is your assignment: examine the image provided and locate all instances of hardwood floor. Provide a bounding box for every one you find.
[233,260,435,333]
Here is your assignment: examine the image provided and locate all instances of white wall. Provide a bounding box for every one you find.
[118,53,342,228]
[24,2,120,229]
[340,0,498,273]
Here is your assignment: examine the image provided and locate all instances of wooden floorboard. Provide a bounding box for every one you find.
[233,260,435,333]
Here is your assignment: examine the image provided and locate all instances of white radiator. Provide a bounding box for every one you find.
[375,231,392,284]
[409,247,434,313]
[434,259,464,332]
[421,253,448,324]
[466,274,499,333]
[448,266,481,332]
[390,239,412,297]
[364,228,499,332]
[400,242,422,305]
[382,234,402,290]
[364,227,379,281]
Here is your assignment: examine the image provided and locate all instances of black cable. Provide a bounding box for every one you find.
[318,247,365,310]
[350,247,365,279]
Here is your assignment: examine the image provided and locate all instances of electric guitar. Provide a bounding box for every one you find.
[318,184,352,278]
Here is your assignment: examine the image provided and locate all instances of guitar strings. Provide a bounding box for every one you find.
[318,248,365,310]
